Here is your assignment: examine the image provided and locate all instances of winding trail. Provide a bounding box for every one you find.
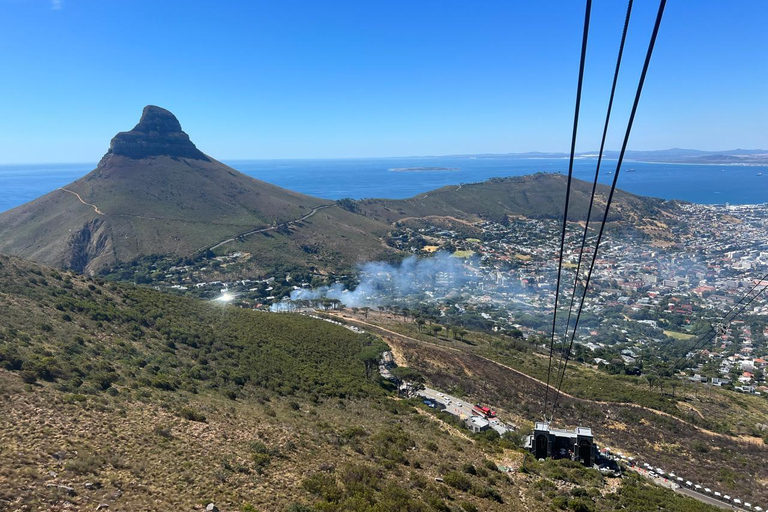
[207,204,333,251]
[58,184,334,254]
[59,188,104,215]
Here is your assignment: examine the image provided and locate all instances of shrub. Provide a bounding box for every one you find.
[472,485,503,503]
[339,463,381,497]
[483,459,499,472]
[370,426,414,465]
[178,407,206,422]
[20,370,37,384]
[283,505,313,512]
[65,450,104,475]
[567,497,594,512]
[443,471,472,492]
[302,473,342,503]
[153,425,173,439]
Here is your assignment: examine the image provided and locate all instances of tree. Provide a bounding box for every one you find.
[358,346,381,380]
[431,325,442,337]
[416,318,426,333]
[390,366,424,385]
[669,379,678,397]
[646,374,658,391]
[362,307,371,319]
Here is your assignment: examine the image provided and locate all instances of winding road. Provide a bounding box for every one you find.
[207,204,333,251]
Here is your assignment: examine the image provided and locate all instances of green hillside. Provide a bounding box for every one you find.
[0,254,384,400]
[356,172,679,228]
[0,254,725,511]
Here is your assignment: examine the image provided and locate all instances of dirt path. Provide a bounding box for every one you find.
[332,313,748,443]
[208,204,333,251]
[59,188,104,215]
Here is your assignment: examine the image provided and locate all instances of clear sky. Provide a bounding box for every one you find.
[0,0,765,162]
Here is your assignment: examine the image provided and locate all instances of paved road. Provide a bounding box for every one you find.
[209,204,332,251]
[632,467,744,510]
[419,387,477,419]
[675,487,739,510]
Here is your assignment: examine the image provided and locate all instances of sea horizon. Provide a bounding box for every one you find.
[1,156,767,214]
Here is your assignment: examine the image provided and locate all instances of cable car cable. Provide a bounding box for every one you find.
[559,0,634,390]
[550,0,667,422]
[543,0,592,420]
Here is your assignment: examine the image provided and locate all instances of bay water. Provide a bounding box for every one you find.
[1,156,766,214]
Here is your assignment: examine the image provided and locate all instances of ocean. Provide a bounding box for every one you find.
[1,156,766,214]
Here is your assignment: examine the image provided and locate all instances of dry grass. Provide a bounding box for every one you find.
[0,370,531,511]
[349,318,768,507]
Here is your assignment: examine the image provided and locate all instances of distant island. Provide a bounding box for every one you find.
[389,166,460,172]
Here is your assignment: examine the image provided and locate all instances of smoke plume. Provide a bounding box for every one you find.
[271,252,483,311]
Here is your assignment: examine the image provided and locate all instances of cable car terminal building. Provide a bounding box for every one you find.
[526,422,597,466]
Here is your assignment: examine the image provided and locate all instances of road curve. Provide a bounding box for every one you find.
[207,204,333,251]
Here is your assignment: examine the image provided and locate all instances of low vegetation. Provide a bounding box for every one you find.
[0,255,386,401]
[0,255,745,510]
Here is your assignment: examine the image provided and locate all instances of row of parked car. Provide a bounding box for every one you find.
[638,461,762,511]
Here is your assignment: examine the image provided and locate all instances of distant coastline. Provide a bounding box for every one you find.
[389,166,460,172]
[2,157,767,214]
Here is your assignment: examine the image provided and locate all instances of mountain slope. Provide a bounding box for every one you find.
[0,254,725,511]
[0,106,391,273]
[356,172,680,227]
[0,107,682,275]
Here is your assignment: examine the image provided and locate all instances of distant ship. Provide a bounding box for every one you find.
[626,168,636,172]
[758,172,764,176]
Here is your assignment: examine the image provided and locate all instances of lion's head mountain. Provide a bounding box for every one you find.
[0,106,674,274]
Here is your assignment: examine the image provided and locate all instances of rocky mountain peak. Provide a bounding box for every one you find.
[100,105,208,163]
[132,105,184,134]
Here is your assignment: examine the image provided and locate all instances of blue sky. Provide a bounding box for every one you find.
[0,0,765,162]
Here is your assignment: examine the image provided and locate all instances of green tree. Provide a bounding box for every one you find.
[359,346,381,380]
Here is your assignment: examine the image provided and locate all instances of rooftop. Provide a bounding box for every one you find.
[535,422,593,438]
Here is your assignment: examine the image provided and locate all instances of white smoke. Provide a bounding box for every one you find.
[271,252,483,311]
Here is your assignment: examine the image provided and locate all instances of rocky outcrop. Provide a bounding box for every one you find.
[66,218,113,273]
[99,105,209,163]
